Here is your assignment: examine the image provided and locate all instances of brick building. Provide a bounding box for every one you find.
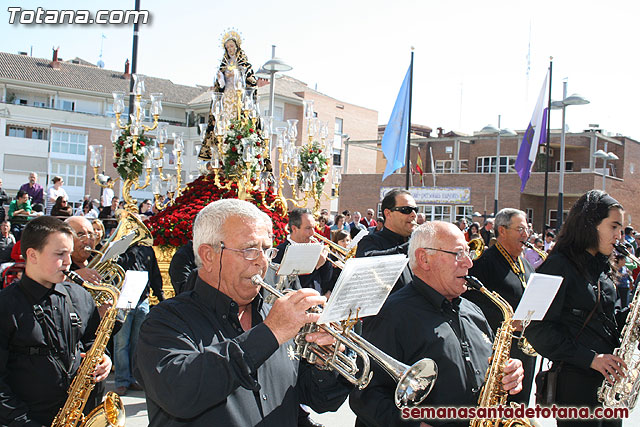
[339,128,640,232]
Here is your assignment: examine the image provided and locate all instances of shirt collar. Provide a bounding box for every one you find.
[380,226,409,244]
[411,275,462,312]
[193,275,264,317]
[19,273,65,302]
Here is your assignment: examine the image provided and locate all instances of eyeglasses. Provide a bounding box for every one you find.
[390,206,419,215]
[76,231,97,239]
[508,226,529,235]
[423,247,471,262]
[220,242,278,261]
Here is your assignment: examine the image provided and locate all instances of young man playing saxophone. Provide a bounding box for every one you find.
[0,216,111,425]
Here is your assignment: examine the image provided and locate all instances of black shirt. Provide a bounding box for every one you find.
[169,241,197,295]
[0,235,14,263]
[0,274,101,426]
[349,276,493,427]
[117,244,165,306]
[134,277,350,426]
[525,251,624,369]
[463,244,535,334]
[355,227,411,293]
[272,239,333,294]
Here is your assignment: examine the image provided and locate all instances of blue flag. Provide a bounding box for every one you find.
[382,64,412,181]
[515,71,549,191]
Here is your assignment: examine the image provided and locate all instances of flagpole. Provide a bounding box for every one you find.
[405,48,414,190]
[542,57,553,232]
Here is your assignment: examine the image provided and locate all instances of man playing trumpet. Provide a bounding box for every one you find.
[271,208,333,296]
[134,199,350,426]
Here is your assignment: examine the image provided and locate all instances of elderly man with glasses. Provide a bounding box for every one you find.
[462,208,536,405]
[356,189,418,293]
[64,216,102,284]
[350,221,524,427]
[134,199,350,426]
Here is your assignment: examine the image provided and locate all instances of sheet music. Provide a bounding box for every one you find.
[276,243,324,276]
[513,273,563,321]
[99,232,136,263]
[347,229,368,250]
[317,254,408,324]
[116,270,148,309]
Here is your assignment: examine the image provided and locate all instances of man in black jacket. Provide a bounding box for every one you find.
[134,199,350,426]
[113,241,165,395]
[463,208,535,404]
[355,189,417,293]
[0,216,110,425]
[272,208,333,296]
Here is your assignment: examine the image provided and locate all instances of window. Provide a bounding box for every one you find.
[7,126,26,138]
[422,205,452,222]
[555,161,574,172]
[334,118,343,149]
[455,206,474,222]
[106,103,130,117]
[58,99,75,112]
[548,210,569,230]
[33,101,46,107]
[435,159,469,173]
[273,106,283,121]
[333,148,342,166]
[31,129,47,140]
[476,156,516,173]
[51,129,87,155]
[526,208,534,225]
[51,161,85,187]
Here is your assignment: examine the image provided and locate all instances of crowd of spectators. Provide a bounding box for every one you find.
[0,172,128,288]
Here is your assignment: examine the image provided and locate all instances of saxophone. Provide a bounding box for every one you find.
[51,270,126,427]
[597,243,640,409]
[465,276,531,427]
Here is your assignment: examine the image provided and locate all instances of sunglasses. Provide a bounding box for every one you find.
[391,206,419,215]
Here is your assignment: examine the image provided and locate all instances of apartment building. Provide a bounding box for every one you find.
[0,50,378,214]
[339,128,640,231]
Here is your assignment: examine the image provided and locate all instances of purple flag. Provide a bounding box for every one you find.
[515,71,549,191]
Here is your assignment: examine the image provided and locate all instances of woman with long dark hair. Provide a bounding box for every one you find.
[525,190,627,426]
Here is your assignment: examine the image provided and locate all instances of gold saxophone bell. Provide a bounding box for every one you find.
[468,237,485,260]
[251,274,438,407]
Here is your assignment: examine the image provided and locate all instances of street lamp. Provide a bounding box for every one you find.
[259,45,292,118]
[593,149,619,191]
[551,80,589,230]
[480,115,517,216]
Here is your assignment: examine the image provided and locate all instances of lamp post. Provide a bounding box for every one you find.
[480,116,517,216]
[258,45,292,118]
[593,149,619,191]
[551,81,589,230]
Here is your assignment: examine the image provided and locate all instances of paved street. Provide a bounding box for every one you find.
[107,369,640,427]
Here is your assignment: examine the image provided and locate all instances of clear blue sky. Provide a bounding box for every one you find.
[3,0,640,140]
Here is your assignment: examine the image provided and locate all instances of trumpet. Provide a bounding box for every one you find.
[251,274,438,408]
[312,232,356,269]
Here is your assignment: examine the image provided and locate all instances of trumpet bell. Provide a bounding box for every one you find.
[395,358,438,407]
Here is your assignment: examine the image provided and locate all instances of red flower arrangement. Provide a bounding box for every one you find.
[146,174,288,248]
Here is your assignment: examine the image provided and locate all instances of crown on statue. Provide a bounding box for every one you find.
[221,28,243,49]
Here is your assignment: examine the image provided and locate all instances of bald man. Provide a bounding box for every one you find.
[65,216,102,285]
